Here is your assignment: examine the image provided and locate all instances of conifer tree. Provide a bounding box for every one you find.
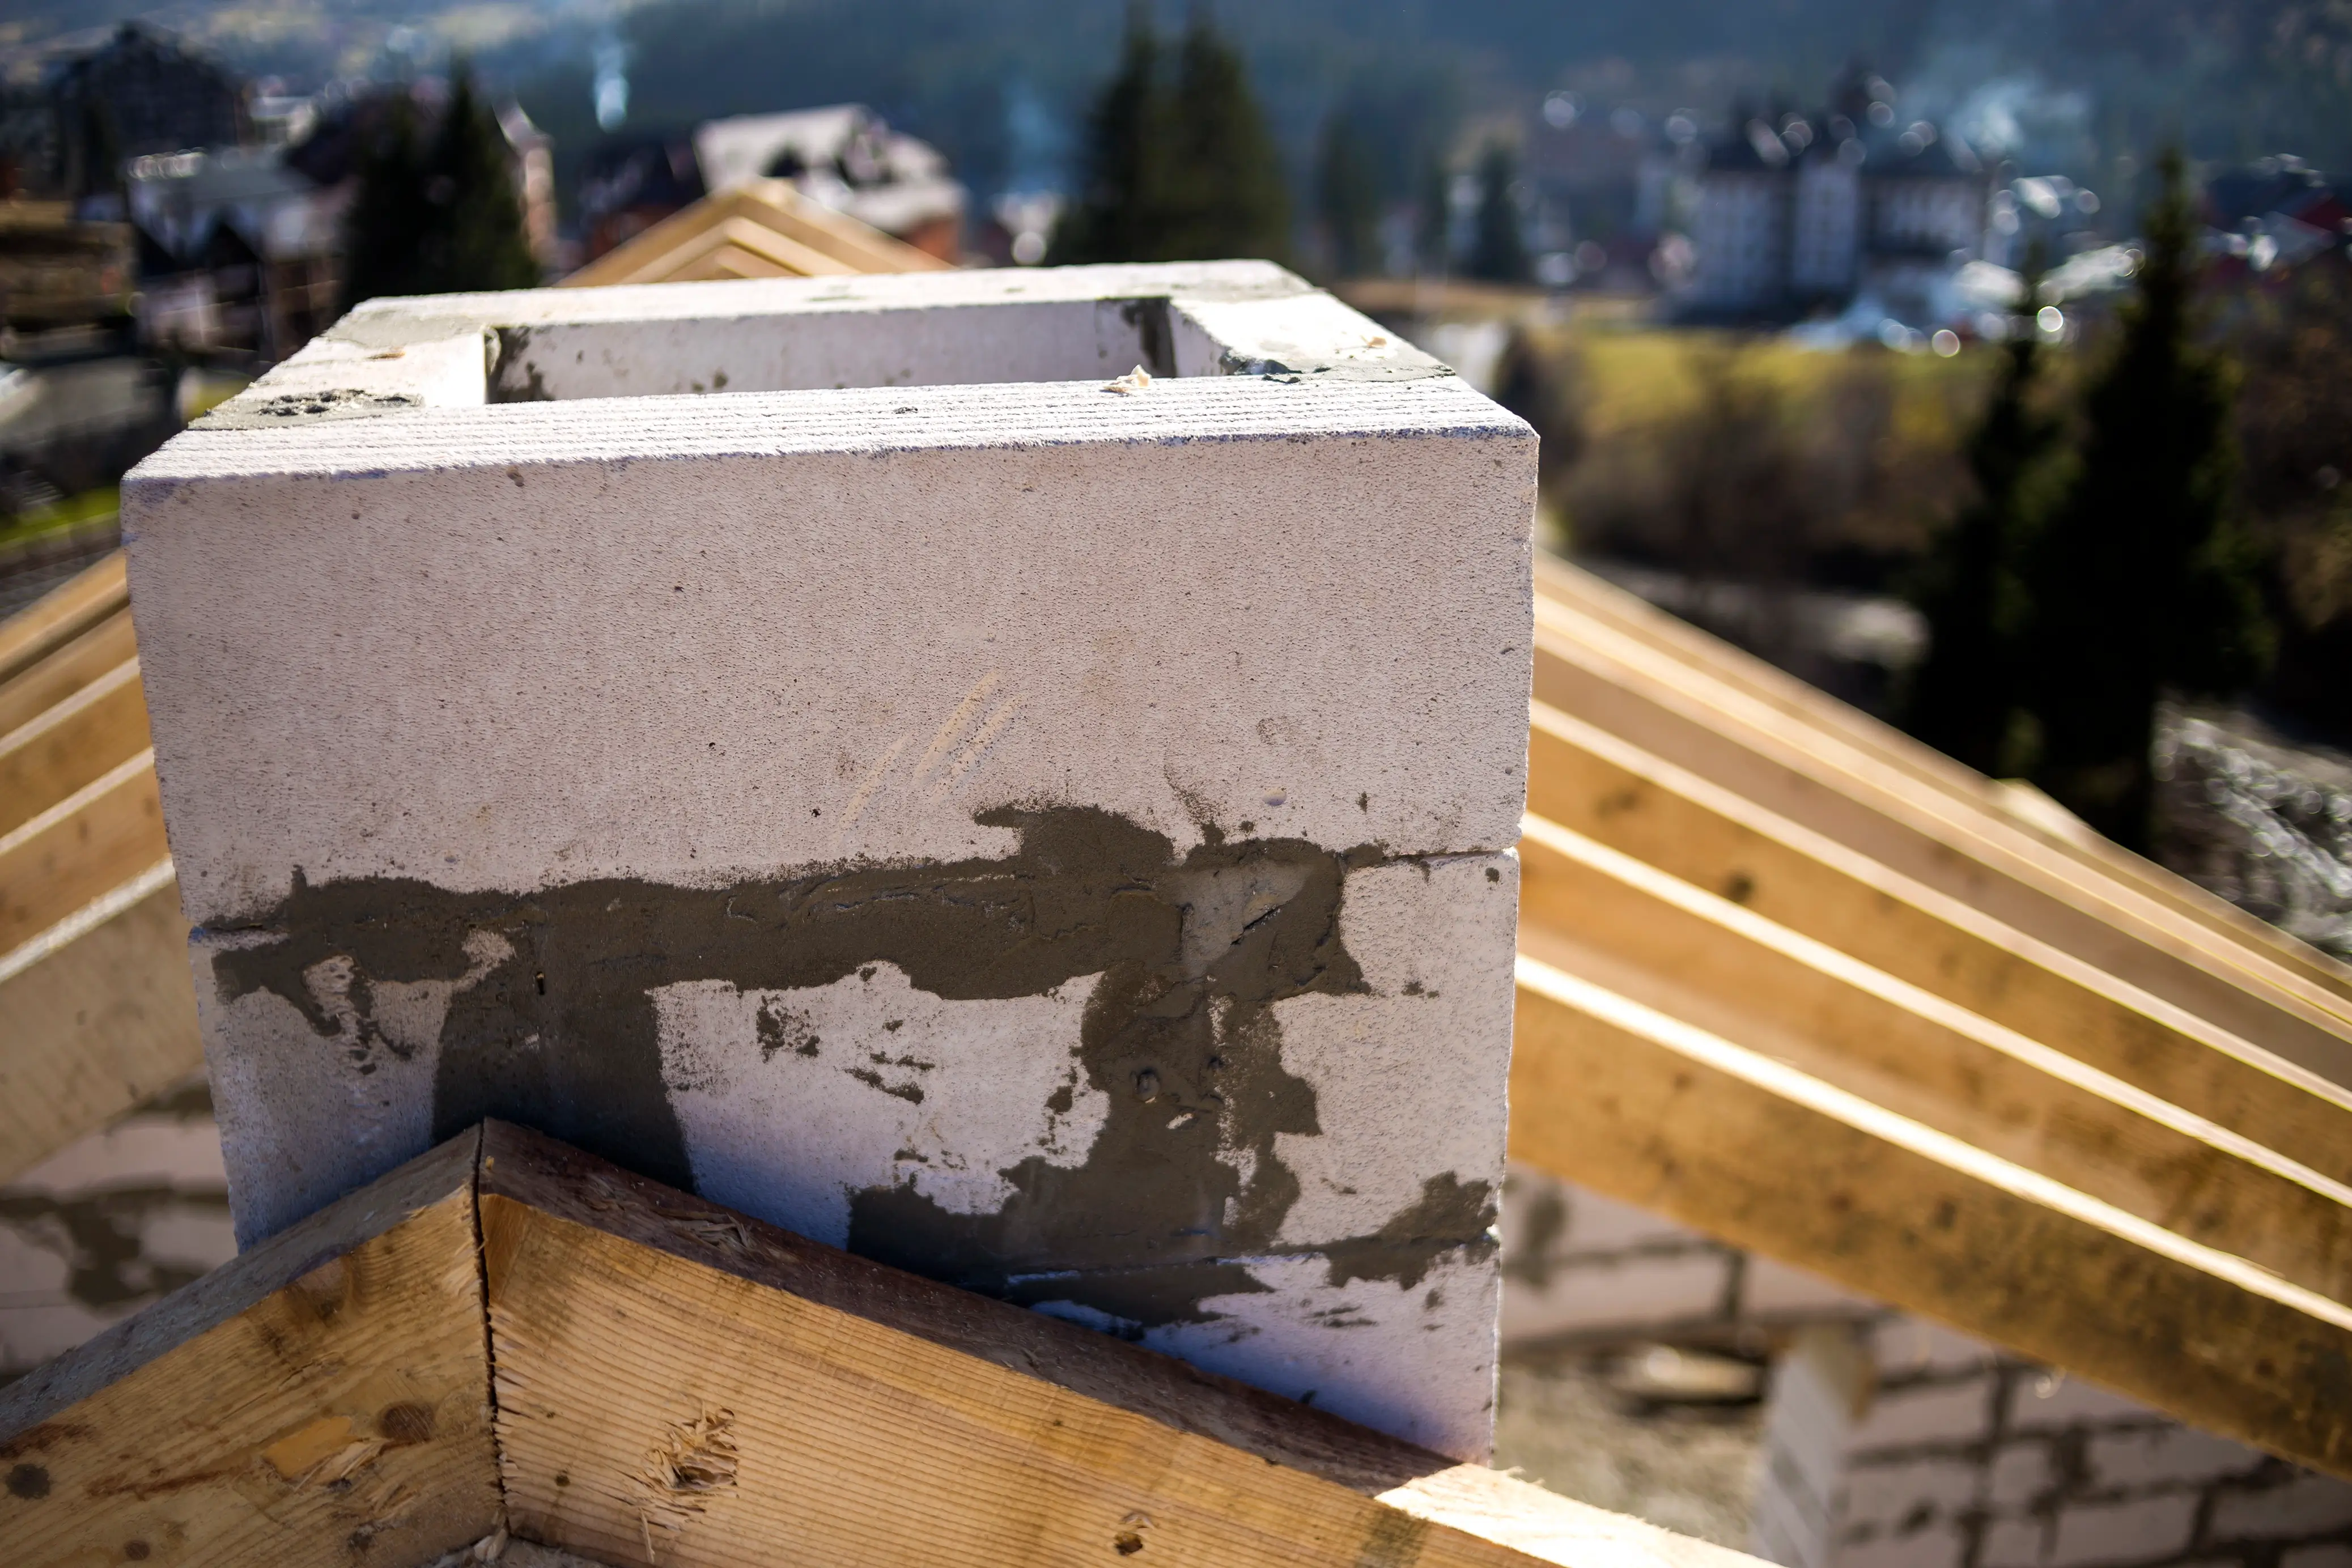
[1901,247,2060,775]
[1051,5,1287,265]
[1415,153,1454,273]
[2016,148,2272,847]
[1314,109,1381,279]
[343,69,539,308]
[1161,9,1289,261]
[1052,3,1166,264]
[1466,140,1529,283]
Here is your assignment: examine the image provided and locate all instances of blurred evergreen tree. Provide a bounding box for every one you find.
[1900,245,2061,775]
[1314,109,1382,279]
[1051,3,1167,263]
[343,70,539,308]
[1415,152,1454,273]
[1162,9,1289,261]
[1466,139,1529,283]
[1051,5,1287,264]
[2015,148,2272,847]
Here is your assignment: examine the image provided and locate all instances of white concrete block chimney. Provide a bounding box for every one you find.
[124,262,1534,1458]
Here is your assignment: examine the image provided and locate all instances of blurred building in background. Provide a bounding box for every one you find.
[126,147,343,365]
[576,105,965,267]
[43,23,250,210]
[1686,104,1986,326]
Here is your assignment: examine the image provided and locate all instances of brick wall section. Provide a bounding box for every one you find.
[1499,1165,2352,1567]
[0,1078,233,1382]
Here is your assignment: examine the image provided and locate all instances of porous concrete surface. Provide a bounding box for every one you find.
[125,264,1532,1459]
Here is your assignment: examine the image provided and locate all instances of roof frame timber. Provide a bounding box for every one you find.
[1508,954,2352,1480]
[0,1120,1759,1568]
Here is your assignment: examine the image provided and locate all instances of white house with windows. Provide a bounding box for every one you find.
[1687,113,1986,321]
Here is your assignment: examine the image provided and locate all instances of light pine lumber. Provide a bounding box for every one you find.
[0,604,136,737]
[0,655,150,834]
[1515,815,2352,1308]
[0,749,169,953]
[561,181,945,288]
[0,549,128,686]
[1530,600,2352,1081]
[1532,553,2352,1009]
[1527,699,2352,1188]
[0,1129,499,1568]
[591,214,863,286]
[0,861,203,1183]
[1508,954,2352,1479]
[477,1121,1756,1568]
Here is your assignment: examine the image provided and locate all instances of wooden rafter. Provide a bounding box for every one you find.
[1516,813,2352,1309]
[1508,955,2352,1478]
[1533,553,2352,1012]
[0,1123,1758,1568]
[1526,699,2352,1186]
[560,181,950,290]
[1530,593,2352,1076]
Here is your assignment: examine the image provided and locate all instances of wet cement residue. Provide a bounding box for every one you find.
[0,1186,231,1313]
[211,806,1494,1327]
[1318,1173,1497,1293]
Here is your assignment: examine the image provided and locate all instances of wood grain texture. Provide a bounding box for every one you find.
[1527,700,2352,1188]
[0,861,203,1183]
[0,550,126,686]
[0,655,150,834]
[1530,599,2352,1081]
[476,1121,1756,1568]
[560,181,947,288]
[0,1129,498,1568]
[1508,954,2352,1480]
[1532,552,2352,1011]
[0,606,136,737]
[1515,817,2352,1309]
[0,749,168,952]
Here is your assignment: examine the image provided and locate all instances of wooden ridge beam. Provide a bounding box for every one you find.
[0,656,148,835]
[1507,954,2352,1479]
[1527,699,2352,1188]
[2,1122,1758,1568]
[1530,597,2352,1082]
[0,1130,501,1567]
[1533,554,2352,1008]
[579,213,864,288]
[0,860,203,1183]
[1515,814,2352,1310]
[561,181,947,290]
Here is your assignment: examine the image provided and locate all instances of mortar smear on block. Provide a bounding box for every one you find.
[125,262,1535,1458]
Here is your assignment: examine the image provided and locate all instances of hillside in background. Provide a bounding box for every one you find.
[6,0,2349,210]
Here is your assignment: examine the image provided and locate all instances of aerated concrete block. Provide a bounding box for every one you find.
[123,262,1533,1457]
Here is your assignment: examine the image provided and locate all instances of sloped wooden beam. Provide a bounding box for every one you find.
[0,861,203,1183]
[0,748,168,953]
[1530,594,2352,1080]
[0,1128,500,1567]
[1527,699,2352,1188]
[1515,814,2352,1308]
[1,1122,1760,1568]
[561,181,948,289]
[575,212,864,288]
[0,604,135,736]
[1534,554,2352,1010]
[477,1121,1748,1568]
[1508,953,2352,1480]
[0,551,126,687]
[0,656,149,835]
